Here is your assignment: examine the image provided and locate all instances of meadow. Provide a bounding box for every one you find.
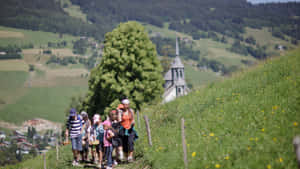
[133,47,300,169]
[0,26,78,48]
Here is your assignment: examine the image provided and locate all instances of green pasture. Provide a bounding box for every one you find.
[0,26,78,48]
[134,47,300,169]
[0,86,87,124]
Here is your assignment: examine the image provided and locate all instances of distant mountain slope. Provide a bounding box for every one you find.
[0,0,104,40]
[71,0,300,40]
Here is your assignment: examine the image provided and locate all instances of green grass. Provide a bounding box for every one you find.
[0,71,29,109]
[0,71,29,91]
[243,27,296,55]
[134,47,300,169]
[0,26,79,48]
[184,64,221,87]
[0,86,87,124]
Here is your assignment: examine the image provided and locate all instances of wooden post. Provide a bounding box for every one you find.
[143,115,152,146]
[293,136,300,168]
[137,110,140,128]
[181,118,188,169]
[43,153,47,169]
[56,141,59,161]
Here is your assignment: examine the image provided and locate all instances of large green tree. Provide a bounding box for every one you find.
[84,21,164,115]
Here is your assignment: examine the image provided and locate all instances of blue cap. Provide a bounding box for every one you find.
[69,108,76,116]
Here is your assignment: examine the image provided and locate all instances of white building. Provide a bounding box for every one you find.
[163,37,190,103]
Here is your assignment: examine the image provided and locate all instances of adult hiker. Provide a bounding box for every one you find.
[118,99,138,162]
[80,111,91,162]
[65,108,83,166]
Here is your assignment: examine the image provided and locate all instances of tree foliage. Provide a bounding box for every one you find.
[83,22,164,115]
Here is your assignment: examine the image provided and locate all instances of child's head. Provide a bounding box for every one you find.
[93,114,101,125]
[102,120,111,130]
[109,110,118,121]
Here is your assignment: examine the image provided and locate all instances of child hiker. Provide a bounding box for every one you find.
[89,114,104,168]
[103,120,114,169]
[80,111,91,162]
[65,108,83,166]
[110,110,124,164]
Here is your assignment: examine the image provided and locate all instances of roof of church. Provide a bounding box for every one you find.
[164,69,172,80]
[171,56,184,68]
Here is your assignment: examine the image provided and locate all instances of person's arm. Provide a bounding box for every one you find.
[131,110,135,126]
[65,120,70,142]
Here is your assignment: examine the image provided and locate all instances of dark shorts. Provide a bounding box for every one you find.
[81,140,89,152]
[71,134,82,151]
[121,129,135,153]
[96,142,104,152]
[112,136,122,148]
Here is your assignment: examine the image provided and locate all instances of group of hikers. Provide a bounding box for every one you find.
[65,99,138,169]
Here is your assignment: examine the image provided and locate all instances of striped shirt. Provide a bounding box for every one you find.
[66,115,83,138]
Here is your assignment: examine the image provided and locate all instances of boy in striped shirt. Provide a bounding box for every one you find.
[65,108,83,166]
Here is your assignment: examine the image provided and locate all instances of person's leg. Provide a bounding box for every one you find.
[107,146,113,167]
[71,137,78,165]
[127,132,135,162]
[76,135,83,162]
[122,135,129,159]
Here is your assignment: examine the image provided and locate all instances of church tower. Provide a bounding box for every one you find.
[163,37,189,103]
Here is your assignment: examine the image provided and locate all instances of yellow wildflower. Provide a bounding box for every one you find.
[272,105,278,110]
[247,146,251,151]
[215,137,219,141]
[294,122,298,127]
[273,137,277,142]
[224,156,229,160]
[209,133,215,137]
[279,157,283,163]
[192,152,196,157]
[261,128,265,132]
[267,164,271,169]
[215,164,221,168]
[255,137,259,141]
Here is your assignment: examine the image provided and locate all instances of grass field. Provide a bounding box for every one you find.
[133,47,300,169]
[0,60,28,71]
[0,86,87,124]
[184,64,221,87]
[243,27,295,55]
[0,71,29,109]
[0,26,78,48]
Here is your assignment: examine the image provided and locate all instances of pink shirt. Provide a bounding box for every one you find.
[103,130,113,147]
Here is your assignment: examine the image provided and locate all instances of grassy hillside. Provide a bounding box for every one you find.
[0,26,78,48]
[134,47,300,168]
[8,48,300,169]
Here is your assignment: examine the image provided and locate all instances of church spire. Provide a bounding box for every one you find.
[176,36,179,56]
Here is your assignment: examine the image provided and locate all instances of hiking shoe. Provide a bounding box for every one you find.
[113,160,118,165]
[72,160,77,166]
[106,167,112,169]
[127,156,134,163]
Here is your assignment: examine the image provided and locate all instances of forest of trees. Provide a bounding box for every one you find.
[0,0,299,42]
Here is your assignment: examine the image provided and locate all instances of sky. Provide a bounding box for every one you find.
[247,0,300,4]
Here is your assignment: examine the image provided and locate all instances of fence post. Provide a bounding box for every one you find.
[43,153,47,169]
[143,115,152,146]
[181,118,188,169]
[56,141,59,161]
[137,110,140,128]
[293,136,300,168]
